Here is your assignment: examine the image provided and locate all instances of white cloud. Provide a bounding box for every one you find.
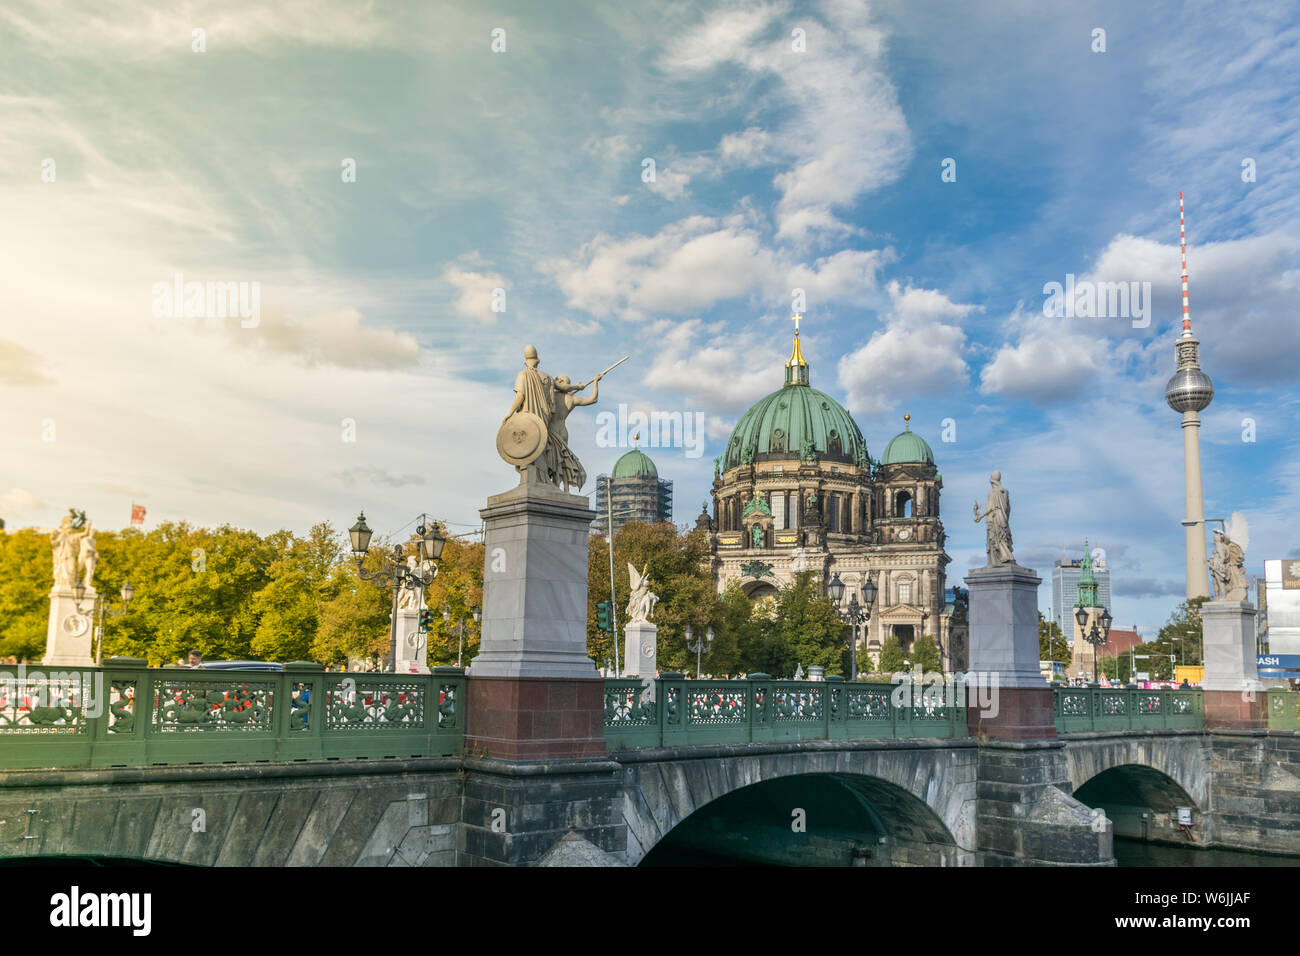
[224,308,420,370]
[0,489,46,515]
[979,329,1106,404]
[662,2,912,242]
[641,318,785,413]
[443,264,506,324]
[718,127,772,166]
[0,339,54,386]
[838,282,976,414]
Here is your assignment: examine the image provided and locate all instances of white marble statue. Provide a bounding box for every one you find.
[1209,514,1250,602]
[79,524,98,591]
[626,563,659,624]
[396,553,423,611]
[973,471,1015,566]
[43,513,95,590]
[497,346,627,489]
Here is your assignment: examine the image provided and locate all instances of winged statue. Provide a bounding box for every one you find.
[626,563,659,625]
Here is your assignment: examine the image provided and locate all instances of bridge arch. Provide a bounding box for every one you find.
[617,744,978,866]
[1062,735,1210,843]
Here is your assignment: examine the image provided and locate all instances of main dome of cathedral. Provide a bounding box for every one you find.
[722,328,869,471]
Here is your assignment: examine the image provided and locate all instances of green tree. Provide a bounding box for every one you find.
[1149,598,1205,678]
[249,523,346,662]
[424,537,485,667]
[877,636,905,673]
[0,529,52,660]
[745,572,845,677]
[911,634,942,673]
[1038,611,1069,665]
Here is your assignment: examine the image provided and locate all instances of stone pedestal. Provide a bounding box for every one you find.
[1201,599,1267,728]
[466,482,605,760]
[622,621,657,679]
[965,565,1055,740]
[42,587,96,667]
[392,608,429,674]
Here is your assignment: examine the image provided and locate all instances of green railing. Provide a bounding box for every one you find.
[0,659,465,770]
[1054,686,1204,733]
[603,674,969,749]
[1268,690,1300,731]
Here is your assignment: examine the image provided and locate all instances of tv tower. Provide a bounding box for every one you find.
[1163,192,1214,599]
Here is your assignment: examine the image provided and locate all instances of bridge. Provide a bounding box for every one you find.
[1,662,1297,866]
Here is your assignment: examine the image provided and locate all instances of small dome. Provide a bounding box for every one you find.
[612,448,658,479]
[1165,367,1214,413]
[882,427,934,465]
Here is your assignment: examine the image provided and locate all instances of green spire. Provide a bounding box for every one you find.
[1074,540,1100,608]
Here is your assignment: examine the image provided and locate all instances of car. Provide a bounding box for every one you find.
[196,660,284,671]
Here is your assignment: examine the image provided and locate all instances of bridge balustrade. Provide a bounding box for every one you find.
[1053,685,1204,733]
[0,660,466,770]
[603,674,969,749]
[1269,690,1300,731]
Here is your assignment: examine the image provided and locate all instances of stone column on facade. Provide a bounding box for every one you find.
[1200,599,1267,728]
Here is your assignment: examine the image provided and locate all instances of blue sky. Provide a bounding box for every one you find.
[0,0,1296,635]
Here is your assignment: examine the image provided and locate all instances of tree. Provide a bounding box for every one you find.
[0,529,53,661]
[911,634,941,673]
[878,636,905,673]
[1150,598,1205,678]
[1038,612,1069,665]
[423,537,485,667]
[249,523,347,662]
[744,572,845,677]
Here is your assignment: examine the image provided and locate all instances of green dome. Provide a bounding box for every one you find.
[723,385,868,470]
[881,427,934,465]
[612,448,658,479]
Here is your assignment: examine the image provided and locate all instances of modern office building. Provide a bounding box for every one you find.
[1262,559,1300,656]
[592,444,673,537]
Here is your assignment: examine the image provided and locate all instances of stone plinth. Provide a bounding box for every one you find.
[622,621,657,679]
[392,609,428,675]
[42,587,96,667]
[1201,600,1267,728]
[466,482,605,761]
[965,564,1054,740]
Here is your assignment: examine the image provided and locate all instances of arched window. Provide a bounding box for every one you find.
[895,490,913,518]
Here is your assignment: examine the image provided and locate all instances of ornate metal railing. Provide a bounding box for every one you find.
[1268,690,1300,732]
[603,674,968,749]
[1053,686,1204,733]
[0,660,466,770]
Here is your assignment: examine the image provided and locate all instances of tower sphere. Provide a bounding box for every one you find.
[1164,367,1214,412]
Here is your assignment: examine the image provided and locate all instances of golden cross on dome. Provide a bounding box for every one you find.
[791,313,802,334]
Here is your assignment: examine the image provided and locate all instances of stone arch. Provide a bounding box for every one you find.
[1063,736,1209,842]
[617,745,977,866]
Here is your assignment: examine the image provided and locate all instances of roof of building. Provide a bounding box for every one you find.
[881,413,935,465]
[612,447,658,479]
[1105,628,1142,654]
[722,323,868,471]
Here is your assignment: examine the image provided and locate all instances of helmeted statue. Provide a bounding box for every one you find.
[497,345,626,491]
[44,511,95,590]
[626,563,659,624]
[973,471,1015,566]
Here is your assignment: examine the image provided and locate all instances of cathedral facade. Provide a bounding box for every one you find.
[700,323,957,669]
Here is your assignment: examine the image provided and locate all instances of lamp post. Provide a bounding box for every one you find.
[348,511,445,672]
[443,604,481,668]
[75,580,134,666]
[685,625,714,679]
[828,572,876,681]
[1075,605,1114,684]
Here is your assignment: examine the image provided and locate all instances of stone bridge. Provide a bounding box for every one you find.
[1,664,1297,866]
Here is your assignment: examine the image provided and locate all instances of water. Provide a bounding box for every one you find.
[1113,837,1298,867]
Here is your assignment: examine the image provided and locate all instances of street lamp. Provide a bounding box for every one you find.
[76,581,134,665]
[1075,605,1114,684]
[348,511,445,672]
[830,573,874,681]
[443,604,481,668]
[685,625,714,679]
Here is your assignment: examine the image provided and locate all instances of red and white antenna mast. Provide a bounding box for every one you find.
[1179,191,1192,338]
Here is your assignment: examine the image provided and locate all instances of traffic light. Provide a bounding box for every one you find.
[418,609,434,632]
[595,601,612,633]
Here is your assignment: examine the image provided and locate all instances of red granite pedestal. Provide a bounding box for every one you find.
[1202,689,1269,730]
[967,685,1058,740]
[465,676,607,760]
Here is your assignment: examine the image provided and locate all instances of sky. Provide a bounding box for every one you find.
[1,0,1297,636]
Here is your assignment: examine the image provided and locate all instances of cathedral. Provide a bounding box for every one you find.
[699,320,960,670]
